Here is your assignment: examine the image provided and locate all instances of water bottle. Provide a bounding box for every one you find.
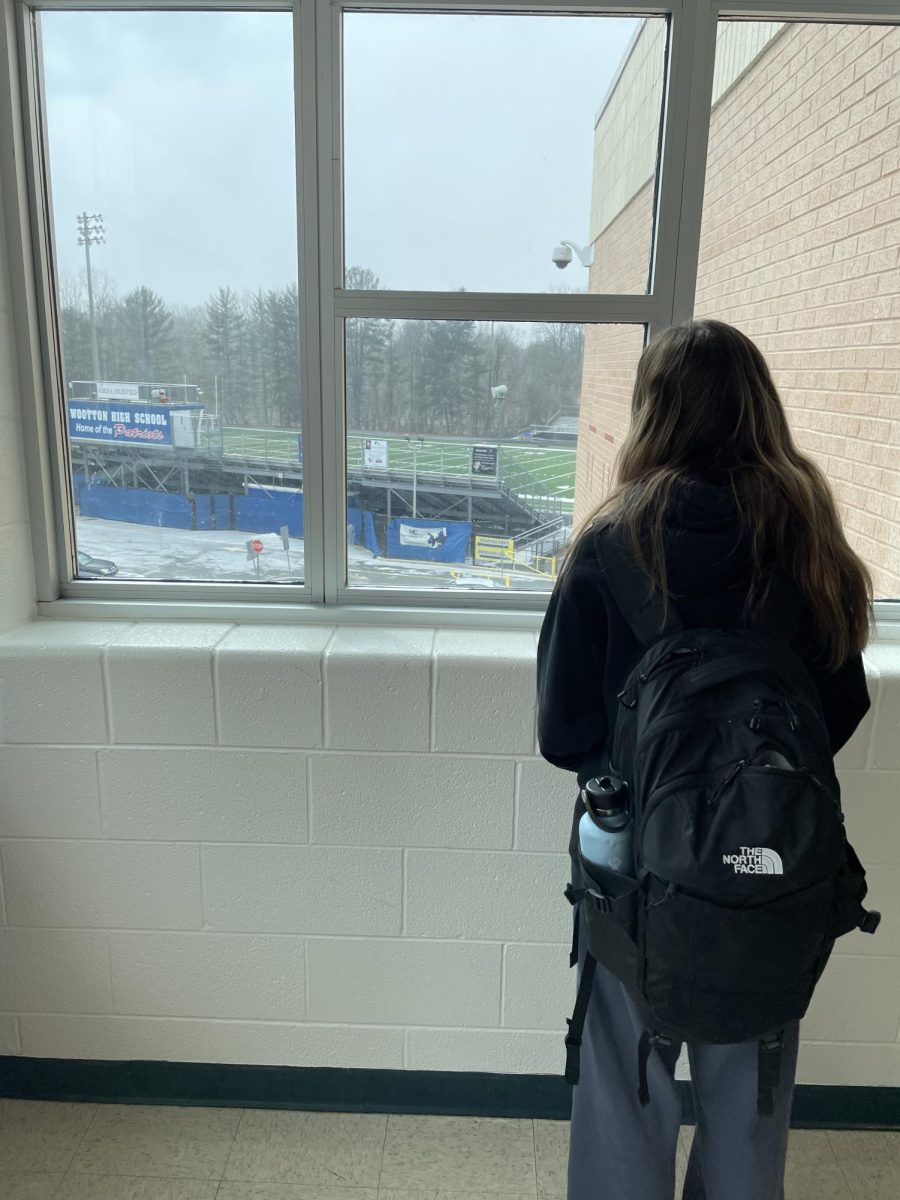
[578,774,634,875]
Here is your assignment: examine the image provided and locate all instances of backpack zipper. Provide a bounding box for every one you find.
[638,646,699,685]
[618,647,699,708]
[711,758,747,803]
[708,758,835,808]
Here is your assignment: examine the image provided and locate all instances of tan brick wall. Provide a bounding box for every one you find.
[577,22,900,597]
[574,183,653,529]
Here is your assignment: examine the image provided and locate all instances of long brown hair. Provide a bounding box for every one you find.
[565,319,872,668]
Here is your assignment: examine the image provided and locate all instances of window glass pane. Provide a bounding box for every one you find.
[343,319,644,594]
[695,21,898,599]
[42,11,303,584]
[343,13,666,294]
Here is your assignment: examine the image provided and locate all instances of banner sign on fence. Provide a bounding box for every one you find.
[68,399,174,446]
[471,445,498,476]
[97,382,141,402]
[364,438,389,469]
[387,518,470,563]
[474,534,515,564]
[399,523,447,548]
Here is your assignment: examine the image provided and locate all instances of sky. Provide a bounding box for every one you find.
[42,10,645,306]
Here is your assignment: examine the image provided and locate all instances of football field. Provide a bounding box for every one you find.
[215,427,576,507]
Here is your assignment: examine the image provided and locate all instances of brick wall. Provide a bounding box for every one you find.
[574,182,653,528]
[577,22,900,596]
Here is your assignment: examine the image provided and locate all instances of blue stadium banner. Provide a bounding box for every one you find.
[68,400,173,445]
[386,518,471,563]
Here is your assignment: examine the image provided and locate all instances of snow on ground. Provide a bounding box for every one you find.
[76,517,553,593]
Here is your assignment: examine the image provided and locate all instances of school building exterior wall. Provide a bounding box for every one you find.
[576,21,900,599]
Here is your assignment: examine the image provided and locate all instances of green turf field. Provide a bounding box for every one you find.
[215,428,576,507]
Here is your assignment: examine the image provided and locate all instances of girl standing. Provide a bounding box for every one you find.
[537,319,872,1200]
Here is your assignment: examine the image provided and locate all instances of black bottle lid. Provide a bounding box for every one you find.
[583,774,629,819]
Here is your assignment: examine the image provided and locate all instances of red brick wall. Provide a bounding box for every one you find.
[576,22,900,596]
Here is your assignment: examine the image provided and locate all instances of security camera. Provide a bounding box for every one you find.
[552,243,573,269]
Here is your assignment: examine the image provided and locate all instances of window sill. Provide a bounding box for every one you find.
[34,597,546,632]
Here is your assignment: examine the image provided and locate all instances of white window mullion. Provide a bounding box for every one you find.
[316,0,345,604]
[7,3,69,602]
[295,0,326,603]
[647,0,718,336]
[334,290,661,326]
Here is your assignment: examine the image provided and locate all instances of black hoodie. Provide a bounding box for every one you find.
[536,479,871,858]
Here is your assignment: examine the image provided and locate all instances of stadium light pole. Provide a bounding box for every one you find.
[406,435,425,518]
[76,212,105,386]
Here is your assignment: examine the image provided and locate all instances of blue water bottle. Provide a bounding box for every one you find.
[578,774,634,875]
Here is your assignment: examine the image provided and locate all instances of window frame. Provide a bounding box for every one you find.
[4,0,899,627]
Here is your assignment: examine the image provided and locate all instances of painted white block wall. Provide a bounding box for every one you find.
[0,617,897,1086]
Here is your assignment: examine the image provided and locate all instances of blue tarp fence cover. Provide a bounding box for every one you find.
[235,489,304,538]
[77,482,381,555]
[346,508,381,557]
[194,494,231,531]
[385,518,471,563]
[80,485,193,529]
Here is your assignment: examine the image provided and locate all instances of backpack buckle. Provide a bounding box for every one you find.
[564,1021,582,1050]
[586,889,612,914]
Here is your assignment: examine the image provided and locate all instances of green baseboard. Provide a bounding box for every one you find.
[0,1058,898,1128]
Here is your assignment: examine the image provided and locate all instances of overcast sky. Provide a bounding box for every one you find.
[42,10,642,305]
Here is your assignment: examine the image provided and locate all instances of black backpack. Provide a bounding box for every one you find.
[563,535,880,1115]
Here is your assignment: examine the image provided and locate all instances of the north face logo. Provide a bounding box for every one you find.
[722,846,784,875]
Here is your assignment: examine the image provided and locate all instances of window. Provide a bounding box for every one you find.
[41,9,302,585]
[338,9,666,595]
[342,11,664,295]
[11,2,898,612]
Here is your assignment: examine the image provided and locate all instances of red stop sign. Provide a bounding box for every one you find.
[251,538,264,554]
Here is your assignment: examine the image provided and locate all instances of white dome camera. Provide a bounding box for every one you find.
[552,243,573,269]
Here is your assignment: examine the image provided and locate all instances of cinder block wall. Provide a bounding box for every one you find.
[576,22,900,597]
[0,622,898,1085]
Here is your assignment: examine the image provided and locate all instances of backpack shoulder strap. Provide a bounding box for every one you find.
[597,523,682,646]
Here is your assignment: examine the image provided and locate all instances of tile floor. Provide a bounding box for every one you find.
[0,1100,896,1199]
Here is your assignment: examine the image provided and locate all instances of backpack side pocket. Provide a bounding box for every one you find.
[575,853,641,989]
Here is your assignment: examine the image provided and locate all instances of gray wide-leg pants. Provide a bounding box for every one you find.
[567,871,800,1200]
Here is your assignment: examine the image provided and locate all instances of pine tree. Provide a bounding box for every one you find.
[344,268,389,433]
[203,286,247,422]
[118,286,175,383]
[267,284,301,427]
[419,317,482,436]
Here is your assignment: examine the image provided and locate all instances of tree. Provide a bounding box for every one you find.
[267,284,301,427]
[118,286,175,383]
[58,274,93,385]
[344,267,389,433]
[520,322,585,426]
[419,317,482,436]
[58,270,120,385]
[245,289,273,425]
[203,286,247,422]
